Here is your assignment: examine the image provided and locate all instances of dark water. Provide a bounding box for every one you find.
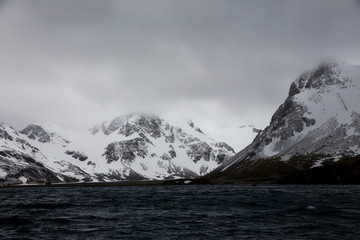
[0,185,359,240]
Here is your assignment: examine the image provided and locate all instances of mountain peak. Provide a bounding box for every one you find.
[91,113,163,135]
[289,60,356,97]
[212,60,360,177]
[20,123,70,144]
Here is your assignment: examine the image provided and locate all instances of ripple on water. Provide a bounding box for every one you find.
[0,185,359,239]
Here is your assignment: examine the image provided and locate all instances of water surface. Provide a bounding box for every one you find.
[0,185,359,239]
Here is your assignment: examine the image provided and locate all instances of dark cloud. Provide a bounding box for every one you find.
[1,0,360,136]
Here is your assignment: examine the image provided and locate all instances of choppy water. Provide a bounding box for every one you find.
[0,185,359,239]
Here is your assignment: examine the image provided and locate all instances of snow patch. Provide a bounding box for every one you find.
[280,155,292,162]
[19,176,27,184]
[263,137,280,157]
[0,168,7,178]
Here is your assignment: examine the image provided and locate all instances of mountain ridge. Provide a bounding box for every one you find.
[206,61,360,183]
[2,61,360,185]
[0,114,235,185]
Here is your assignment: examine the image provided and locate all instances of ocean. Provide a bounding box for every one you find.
[0,185,359,239]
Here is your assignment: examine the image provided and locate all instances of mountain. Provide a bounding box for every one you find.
[1,114,235,185]
[206,61,360,184]
[0,122,78,185]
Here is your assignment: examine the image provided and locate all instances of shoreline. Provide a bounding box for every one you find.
[0,180,167,189]
[1,178,359,189]
[0,178,265,188]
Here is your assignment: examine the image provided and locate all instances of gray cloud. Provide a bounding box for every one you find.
[1,0,360,138]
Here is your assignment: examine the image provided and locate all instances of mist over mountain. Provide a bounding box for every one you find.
[1,61,360,185]
[207,61,360,184]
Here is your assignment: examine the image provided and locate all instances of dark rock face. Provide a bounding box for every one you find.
[0,128,13,141]
[289,62,341,97]
[20,124,70,144]
[169,149,176,158]
[216,154,227,164]
[188,142,212,163]
[0,150,63,184]
[118,122,137,137]
[305,63,341,89]
[187,120,204,134]
[214,142,235,153]
[186,142,230,164]
[20,124,52,142]
[288,82,301,97]
[252,128,262,134]
[135,115,162,138]
[351,112,360,134]
[103,138,148,164]
[270,98,316,138]
[255,85,316,147]
[65,150,88,161]
[101,114,163,139]
[160,153,171,160]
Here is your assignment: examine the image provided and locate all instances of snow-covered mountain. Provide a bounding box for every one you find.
[0,122,79,185]
[208,61,360,183]
[1,114,235,185]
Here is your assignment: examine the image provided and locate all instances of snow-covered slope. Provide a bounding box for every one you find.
[1,114,235,184]
[212,61,360,175]
[89,114,234,179]
[163,116,260,152]
[0,122,80,185]
[209,124,260,152]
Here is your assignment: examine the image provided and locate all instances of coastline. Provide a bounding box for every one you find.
[2,178,359,189]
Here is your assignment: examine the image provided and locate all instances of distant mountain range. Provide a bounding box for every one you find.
[0,114,235,185]
[2,60,360,185]
[206,61,360,184]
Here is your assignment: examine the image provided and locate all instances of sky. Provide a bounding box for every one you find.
[1,0,360,149]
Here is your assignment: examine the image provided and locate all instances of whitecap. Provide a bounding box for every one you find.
[306,205,317,210]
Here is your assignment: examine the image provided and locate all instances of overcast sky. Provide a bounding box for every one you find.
[1,0,360,145]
